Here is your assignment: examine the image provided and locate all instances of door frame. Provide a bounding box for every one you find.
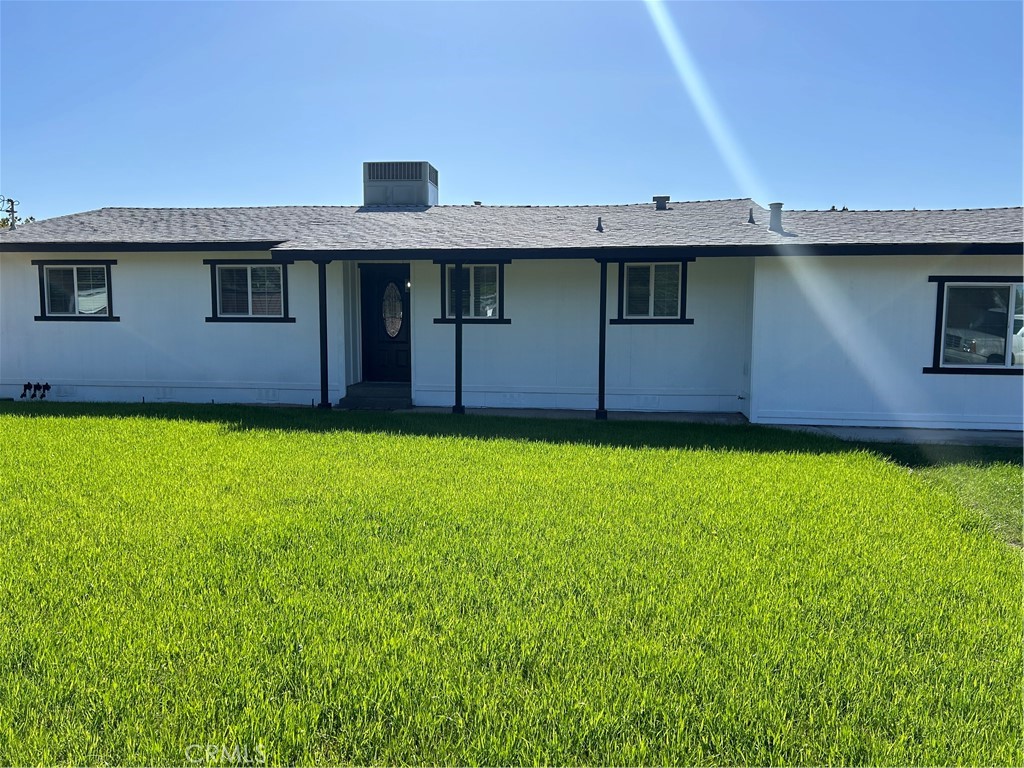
[358,262,412,383]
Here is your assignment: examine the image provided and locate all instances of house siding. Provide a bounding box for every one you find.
[410,257,753,412]
[748,253,1024,430]
[0,252,348,405]
[4,248,1020,430]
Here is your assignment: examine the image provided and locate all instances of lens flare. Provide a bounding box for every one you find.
[643,0,766,201]
[644,1,931,433]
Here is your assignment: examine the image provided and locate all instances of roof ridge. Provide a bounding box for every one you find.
[790,205,1024,213]
[24,200,1018,216]
[89,198,759,213]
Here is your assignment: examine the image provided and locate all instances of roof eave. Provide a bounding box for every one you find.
[0,240,286,254]
[272,241,1024,261]
[2,240,1019,258]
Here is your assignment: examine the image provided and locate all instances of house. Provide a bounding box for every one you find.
[1,161,1021,430]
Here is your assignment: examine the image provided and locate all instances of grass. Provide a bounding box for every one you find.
[0,402,1020,765]
[913,461,1022,547]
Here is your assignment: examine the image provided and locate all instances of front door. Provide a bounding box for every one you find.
[360,264,411,382]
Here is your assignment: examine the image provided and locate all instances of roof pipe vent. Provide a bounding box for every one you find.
[769,202,784,233]
[653,195,670,211]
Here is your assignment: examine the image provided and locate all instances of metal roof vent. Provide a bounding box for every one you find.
[363,162,438,206]
[653,195,670,211]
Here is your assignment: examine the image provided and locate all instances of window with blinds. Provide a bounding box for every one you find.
[217,265,283,317]
[44,265,109,316]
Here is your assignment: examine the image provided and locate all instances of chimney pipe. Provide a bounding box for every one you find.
[653,195,670,211]
[769,202,784,233]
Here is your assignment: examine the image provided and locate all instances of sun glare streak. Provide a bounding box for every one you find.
[645,1,939,439]
[643,0,766,201]
[772,245,936,442]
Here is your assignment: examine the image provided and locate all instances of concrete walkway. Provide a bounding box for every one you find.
[400,406,747,425]
[772,424,1023,448]
[399,406,1022,447]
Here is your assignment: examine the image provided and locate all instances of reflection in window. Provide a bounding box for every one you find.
[1014,284,1023,367]
[44,265,109,316]
[251,266,283,316]
[447,264,499,319]
[942,283,1022,367]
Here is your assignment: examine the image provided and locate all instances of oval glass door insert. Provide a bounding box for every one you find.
[382,282,403,338]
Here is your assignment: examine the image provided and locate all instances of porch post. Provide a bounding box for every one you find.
[452,262,465,414]
[317,260,332,409]
[596,259,608,420]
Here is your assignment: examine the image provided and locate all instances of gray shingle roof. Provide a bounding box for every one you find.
[1,199,1020,252]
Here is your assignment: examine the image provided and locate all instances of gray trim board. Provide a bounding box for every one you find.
[6,241,285,253]
[274,242,1023,262]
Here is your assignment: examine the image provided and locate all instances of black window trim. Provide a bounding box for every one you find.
[433,260,511,325]
[610,258,695,325]
[32,259,119,322]
[923,274,1023,375]
[204,258,296,323]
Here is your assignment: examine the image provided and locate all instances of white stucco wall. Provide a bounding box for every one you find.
[748,253,1024,429]
[6,248,1017,429]
[607,257,753,414]
[0,252,348,404]
[410,257,753,412]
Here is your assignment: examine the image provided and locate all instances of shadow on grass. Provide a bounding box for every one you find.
[1,401,1019,469]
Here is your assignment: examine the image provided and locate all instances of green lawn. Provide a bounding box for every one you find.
[912,460,1023,547]
[0,403,1020,766]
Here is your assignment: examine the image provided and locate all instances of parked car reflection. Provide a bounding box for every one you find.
[944,307,1011,365]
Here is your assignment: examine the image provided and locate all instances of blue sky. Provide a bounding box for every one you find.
[1,1,1020,220]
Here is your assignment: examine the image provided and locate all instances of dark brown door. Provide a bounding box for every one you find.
[360,264,411,382]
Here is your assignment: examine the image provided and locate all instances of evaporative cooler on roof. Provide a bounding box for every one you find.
[363,162,439,206]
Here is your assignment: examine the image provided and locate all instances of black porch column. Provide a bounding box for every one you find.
[452,262,465,414]
[596,259,608,420]
[317,260,332,409]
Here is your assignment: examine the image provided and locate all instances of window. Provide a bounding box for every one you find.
[625,263,681,318]
[33,260,118,321]
[218,265,282,316]
[611,260,693,325]
[447,264,498,318]
[925,275,1023,374]
[435,263,510,323]
[205,261,294,322]
[942,282,1022,367]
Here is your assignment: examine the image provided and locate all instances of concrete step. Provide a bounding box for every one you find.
[339,383,412,411]
[339,397,412,411]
